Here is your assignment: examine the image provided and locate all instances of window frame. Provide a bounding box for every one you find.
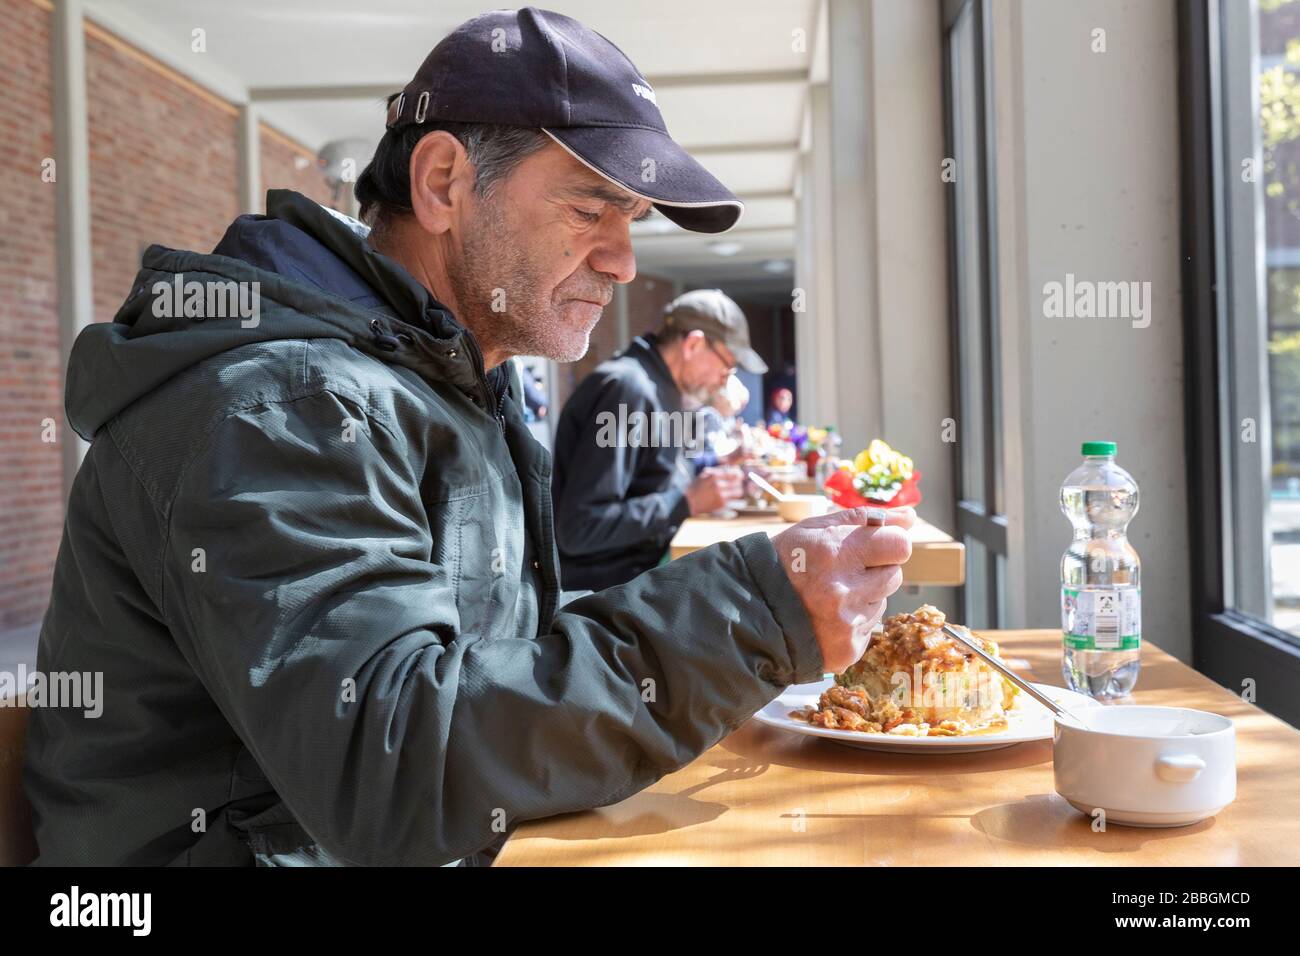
[1180,0,1300,727]
[942,0,1008,628]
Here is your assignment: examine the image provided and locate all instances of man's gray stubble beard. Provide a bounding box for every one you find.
[452,198,593,364]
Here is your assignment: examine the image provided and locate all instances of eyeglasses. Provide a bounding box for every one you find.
[705,338,738,374]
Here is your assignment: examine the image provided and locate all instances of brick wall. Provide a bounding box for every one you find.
[0,0,60,642]
[85,30,344,324]
[85,26,240,322]
[260,126,343,212]
[626,272,676,342]
[0,0,349,653]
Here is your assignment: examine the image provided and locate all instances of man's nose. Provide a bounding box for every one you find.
[587,222,637,284]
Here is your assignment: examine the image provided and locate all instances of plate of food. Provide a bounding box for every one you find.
[753,605,1100,753]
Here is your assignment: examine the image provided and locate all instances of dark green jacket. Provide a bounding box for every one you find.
[22,190,823,866]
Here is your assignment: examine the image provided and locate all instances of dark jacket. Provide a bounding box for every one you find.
[552,336,695,590]
[21,191,823,866]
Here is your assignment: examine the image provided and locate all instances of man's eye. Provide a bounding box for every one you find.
[572,207,601,223]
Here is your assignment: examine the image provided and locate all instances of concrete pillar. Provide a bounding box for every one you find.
[868,0,955,605]
[795,0,888,448]
[807,83,839,430]
[793,151,818,424]
[825,0,882,451]
[792,0,955,611]
[51,0,93,502]
[987,0,1189,658]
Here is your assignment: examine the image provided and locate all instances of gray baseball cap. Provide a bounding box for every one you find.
[662,289,768,375]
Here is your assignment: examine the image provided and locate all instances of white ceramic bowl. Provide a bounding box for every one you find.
[1053,705,1236,828]
[777,494,832,522]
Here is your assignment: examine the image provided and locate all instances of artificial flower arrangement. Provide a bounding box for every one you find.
[824,439,922,509]
[767,420,830,456]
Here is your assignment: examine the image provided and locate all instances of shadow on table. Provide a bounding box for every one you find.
[523,760,771,842]
[971,792,1218,854]
[720,720,1054,775]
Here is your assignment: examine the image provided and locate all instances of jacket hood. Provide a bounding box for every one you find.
[67,189,497,440]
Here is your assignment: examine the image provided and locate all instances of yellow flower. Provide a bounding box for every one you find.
[852,440,914,479]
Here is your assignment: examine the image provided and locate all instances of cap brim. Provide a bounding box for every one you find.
[735,346,768,376]
[543,127,744,234]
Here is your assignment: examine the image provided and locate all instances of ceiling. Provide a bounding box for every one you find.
[84,0,825,294]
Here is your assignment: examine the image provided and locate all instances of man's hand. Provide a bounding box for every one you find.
[772,506,915,673]
[686,466,743,515]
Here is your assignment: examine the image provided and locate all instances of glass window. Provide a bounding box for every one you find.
[1222,0,1300,641]
[1262,4,1300,635]
[1185,0,1300,727]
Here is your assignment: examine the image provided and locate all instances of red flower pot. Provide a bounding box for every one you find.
[824,468,923,510]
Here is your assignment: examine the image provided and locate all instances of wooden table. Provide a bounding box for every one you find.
[670,514,965,586]
[495,630,1300,866]
[0,695,36,865]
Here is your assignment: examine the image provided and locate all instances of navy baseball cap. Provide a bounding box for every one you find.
[385,7,744,234]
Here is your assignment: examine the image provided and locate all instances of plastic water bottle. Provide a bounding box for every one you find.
[1060,440,1141,699]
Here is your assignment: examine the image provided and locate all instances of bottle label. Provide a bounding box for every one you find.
[1062,587,1140,650]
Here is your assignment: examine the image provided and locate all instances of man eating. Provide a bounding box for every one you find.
[24,6,912,866]
[552,289,762,591]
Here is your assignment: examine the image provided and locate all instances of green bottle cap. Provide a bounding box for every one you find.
[1081,440,1117,456]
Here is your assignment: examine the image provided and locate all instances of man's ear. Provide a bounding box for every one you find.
[408,131,474,236]
[682,329,707,358]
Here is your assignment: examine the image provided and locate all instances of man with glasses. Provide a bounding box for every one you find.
[553,289,766,590]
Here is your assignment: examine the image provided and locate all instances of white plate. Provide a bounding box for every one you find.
[753,679,1101,753]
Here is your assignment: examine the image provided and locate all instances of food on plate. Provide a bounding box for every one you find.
[740,421,798,467]
[790,605,1021,736]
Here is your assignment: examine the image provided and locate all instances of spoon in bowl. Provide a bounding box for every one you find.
[747,471,791,503]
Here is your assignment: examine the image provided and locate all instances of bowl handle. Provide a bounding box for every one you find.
[1155,753,1206,783]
